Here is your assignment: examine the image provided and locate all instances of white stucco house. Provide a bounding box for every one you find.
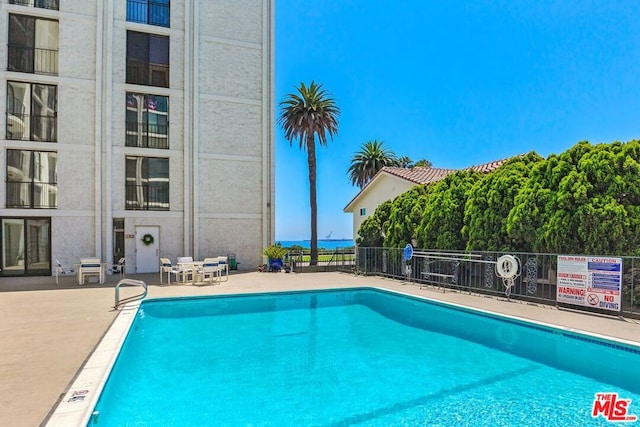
[0,0,274,277]
[343,157,515,242]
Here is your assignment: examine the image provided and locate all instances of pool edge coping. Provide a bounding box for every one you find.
[44,302,140,427]
[44,284,640,425]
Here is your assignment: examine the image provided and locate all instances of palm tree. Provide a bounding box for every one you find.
[278,81,339,266]
[411,158,432,168]
[348,140,397,188]
[394,156,413,168]
[392,156,433,168]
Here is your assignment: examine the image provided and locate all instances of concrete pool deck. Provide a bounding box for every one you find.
[1,271,639,426]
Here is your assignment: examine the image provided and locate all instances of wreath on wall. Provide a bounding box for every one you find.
[141,233,154,246]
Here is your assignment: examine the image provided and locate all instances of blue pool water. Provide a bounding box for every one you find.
[91,288,640,426]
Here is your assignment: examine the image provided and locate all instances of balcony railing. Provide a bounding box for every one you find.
[127,0,170,27]
[125,121,169,149]
[9,0,59,10]
[125,183,169,210]
[126,59,169,87]
[8,45,58,75]
[6,181,57,208]
[6,113,57,142]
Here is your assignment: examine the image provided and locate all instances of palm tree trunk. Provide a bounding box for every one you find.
[307,134,318,265]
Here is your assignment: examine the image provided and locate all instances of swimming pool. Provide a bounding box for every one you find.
[88,288,639,426]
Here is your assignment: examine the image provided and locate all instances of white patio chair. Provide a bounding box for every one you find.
[54,259,75,285]
[217,256,229,281]
[176,256,195,284]
[159,258,184,284]
[198,258,221,284]
[111,257,126,278]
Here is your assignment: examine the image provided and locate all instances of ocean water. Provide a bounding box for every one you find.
[276,239,355,250]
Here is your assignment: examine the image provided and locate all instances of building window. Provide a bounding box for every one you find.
[6,150,57,209]
[359,208,366,216]
[126,93,169,148]
[126,31,169,88]
[7,82,57,141]
[125,156,169,210]
[7,14,59,75]
[1,217,51,276]
[9,0,59,10]
[127,0,170,27]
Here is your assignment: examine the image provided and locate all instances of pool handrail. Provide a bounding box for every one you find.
[114,278,147,309]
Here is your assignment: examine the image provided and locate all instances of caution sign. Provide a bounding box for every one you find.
[556,255,622,312]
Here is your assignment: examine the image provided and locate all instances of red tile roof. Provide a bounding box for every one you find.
[344,154,523,211]
[379,167,456,185]
[381,155,518,185]
[463,155,517,173]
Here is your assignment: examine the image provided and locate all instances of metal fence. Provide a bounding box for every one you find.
[285,248,356,272]
[352,247,640,318]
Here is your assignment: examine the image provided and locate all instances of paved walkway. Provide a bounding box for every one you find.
[1,271,639,426]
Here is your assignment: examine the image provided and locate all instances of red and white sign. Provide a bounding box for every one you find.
[556,256,622,312]
[592,392,637,422]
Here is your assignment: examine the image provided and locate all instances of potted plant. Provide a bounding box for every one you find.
[263,244,288,272]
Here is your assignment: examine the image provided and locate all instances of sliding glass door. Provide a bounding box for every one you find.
[2,217,50,276]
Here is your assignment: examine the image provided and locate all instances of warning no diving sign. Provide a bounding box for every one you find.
[556,256,622,312]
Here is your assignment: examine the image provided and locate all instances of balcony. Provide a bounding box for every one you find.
[126,59,169,87]
[6,181,57,208]
[9,0,59,10]
[6,113,57,142]
[125,183,169,210]
[125,121,169,149]
[127,0,170,27]
[8,45,58,75]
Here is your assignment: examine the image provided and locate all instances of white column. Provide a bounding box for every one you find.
[262,0,275,248]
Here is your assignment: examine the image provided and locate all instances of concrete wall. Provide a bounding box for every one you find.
[349,174,414,241]
[0,0,273,276]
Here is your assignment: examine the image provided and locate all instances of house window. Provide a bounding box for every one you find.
[125,93,169,148]
[125,156,169,210]
[126,31,169,88]
[1,217,51,276]
[7,82,57,141]
[127,0,170,27]
[9,0,59,10]
[359,208,366,216]
[7,14,59,75]
[6,150,57,208]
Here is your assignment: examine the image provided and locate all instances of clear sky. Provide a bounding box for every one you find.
[274,1,640,241]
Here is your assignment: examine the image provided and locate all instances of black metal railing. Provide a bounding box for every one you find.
[6,113,57,141]
[7,45,58,75]
[355,247,640,318]
[8,96,26,116]
[126,59,169,87]
[125,121,169,149]
[125,183,169,210]
[127,0,170,27]
[9,0,59,10]
[6,181,57,208]
[285,248,356,272]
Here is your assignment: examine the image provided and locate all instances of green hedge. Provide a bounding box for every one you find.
[358,140,640,256]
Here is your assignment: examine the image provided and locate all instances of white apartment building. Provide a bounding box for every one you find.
[0,0,274,277]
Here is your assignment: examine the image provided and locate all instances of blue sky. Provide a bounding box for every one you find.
[274,1,640,241]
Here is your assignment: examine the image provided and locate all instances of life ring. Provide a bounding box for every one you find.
[495,255,518,279]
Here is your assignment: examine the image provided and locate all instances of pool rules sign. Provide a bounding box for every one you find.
[556,255,622,312]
